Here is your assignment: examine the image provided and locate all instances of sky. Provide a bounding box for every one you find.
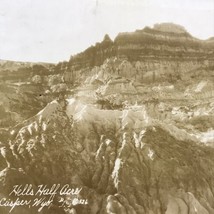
[0,0,214,63]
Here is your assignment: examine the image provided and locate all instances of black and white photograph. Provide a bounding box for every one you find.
[0,0,214,213]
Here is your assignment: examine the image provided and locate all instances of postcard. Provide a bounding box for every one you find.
[0,0,214,213]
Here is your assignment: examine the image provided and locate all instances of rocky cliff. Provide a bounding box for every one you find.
[64,23,214,73]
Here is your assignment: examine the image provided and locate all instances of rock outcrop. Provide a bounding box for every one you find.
[62,23,214,78]
[0,99,213,214]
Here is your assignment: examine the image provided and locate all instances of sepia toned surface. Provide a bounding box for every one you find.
[0,7,214,214]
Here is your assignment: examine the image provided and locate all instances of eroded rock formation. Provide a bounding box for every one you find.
[0,23,214,213]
